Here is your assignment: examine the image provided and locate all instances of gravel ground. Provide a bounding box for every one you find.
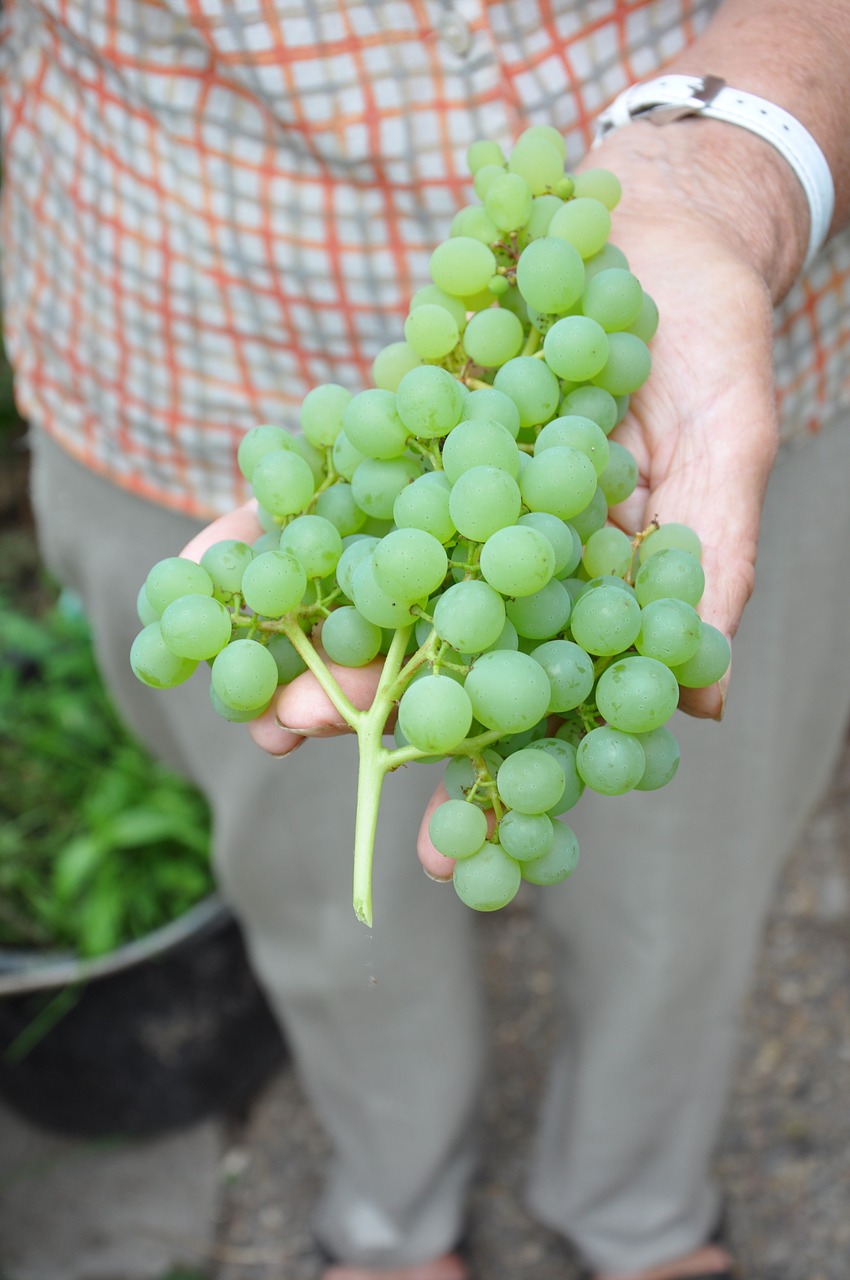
[209,737,850,1280]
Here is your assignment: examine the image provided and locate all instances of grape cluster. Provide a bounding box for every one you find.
[131,127,730,926]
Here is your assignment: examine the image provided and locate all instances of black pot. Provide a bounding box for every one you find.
[0,897,287,1137]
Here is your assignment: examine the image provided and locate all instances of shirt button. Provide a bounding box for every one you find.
[437,8,473,56]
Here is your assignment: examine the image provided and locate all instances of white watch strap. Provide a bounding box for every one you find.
[594,74,835,272]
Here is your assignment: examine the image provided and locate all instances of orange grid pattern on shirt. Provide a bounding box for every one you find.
[0,0,848,518]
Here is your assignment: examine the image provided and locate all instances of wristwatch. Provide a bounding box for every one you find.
[594,74,834,271]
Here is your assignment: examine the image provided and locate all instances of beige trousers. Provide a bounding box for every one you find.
[29,422,850,1273]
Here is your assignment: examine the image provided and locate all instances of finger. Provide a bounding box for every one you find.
[272,657,386,736]
[248,701,306,756]
[416,782,457,881]
[180,500,263,563]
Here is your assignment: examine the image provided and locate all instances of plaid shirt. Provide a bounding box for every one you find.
[1,0,848,517]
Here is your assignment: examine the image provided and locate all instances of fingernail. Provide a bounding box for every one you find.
[423,867,454,883]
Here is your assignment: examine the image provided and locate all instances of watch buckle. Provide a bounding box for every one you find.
[642,75,726,125]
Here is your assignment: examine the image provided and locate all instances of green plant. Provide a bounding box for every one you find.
[0,591,214,956]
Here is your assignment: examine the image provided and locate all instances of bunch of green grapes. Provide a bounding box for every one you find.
[131,127,730,926]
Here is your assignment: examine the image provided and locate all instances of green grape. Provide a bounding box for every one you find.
[507,135,565,194]
[581,268,643,332]
[484,617,520,651]
[279,514,343,579]
[519,446,598,521]
[519,124,566,159]
[130,623,198,689]
[467,139,506,173]
[639,522,703,563]
[444,749,503,805]
[292,434,326,485]
[576,726,646,795]
[495,717,549,756]
[453,842,522,911]
[160,594,232,660]
[634,726,681,791]
[211,638,279,712]
[571,168,621,209]
[543,315,610,381]
[528,737,585,813]
[530,639,594,713]
[448,465,522,541]
[393,471,456,543]
[460,387,521,438]
[517,512,581,577]
[548,196,612,258]
[371,527,448,602]
[535,414,610,476]
[568,583,641,655]
[371,340,423,392]
[136,584,159,626]
[428,799,489,860]
[145,557,214,615]
[463,650,551,733]
[493,356,561,429]
[351,456,421,521]
[210,684,267,723]
[595,655,681,732]
[581,526,633,578]
[335,535,380,598]
[497,810,554,861]
[395,364,465,439]
[484,171,533,232]
[200,540,255,599]
[479,524,555,597]
[462,307,524,368]
[497,747,565,814]
[577,574,636,599]
[252,532,281,554]
[320,606,383,667]
[505,578,572,640]
[299,383,352,449]
[251,449,316,518]
[473,162,506,200]
[342,388,409,460]
[267,632,308,683]
[560,385,619,434]
[450,204,501,244]
[404,303,460,360]
[592,332,652,396]
[236,423,292,481]
[569,485,609,542]
[349,555,424,629]
[634,548,705,607]
[598,441,639,505]
[429,236,497,296]
[526,193,563,240]
[582,241,629,281]
[514,236,585,315]
[397,674,474,754]
[407,286,469,323]
[433,579,507,652]
[670,624,731,688]
[241,549,307,618]
[629,292,660,343]
[442,418,520,483]
[521,821,580,884]
[635,598,703,667]
[314,483,368,536]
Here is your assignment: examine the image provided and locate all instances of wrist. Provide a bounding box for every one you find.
[589,119,810,303]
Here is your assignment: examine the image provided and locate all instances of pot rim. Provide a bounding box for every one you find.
[0,894,230,996]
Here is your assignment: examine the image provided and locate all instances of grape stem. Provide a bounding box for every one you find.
[279,620,436,926]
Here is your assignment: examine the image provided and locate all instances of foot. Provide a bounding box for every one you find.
[323,1251,470,1280]
[594,1241,735,1279]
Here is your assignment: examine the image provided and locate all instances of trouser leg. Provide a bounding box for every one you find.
[29,431,484,1267]
[527,423,850,1273]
